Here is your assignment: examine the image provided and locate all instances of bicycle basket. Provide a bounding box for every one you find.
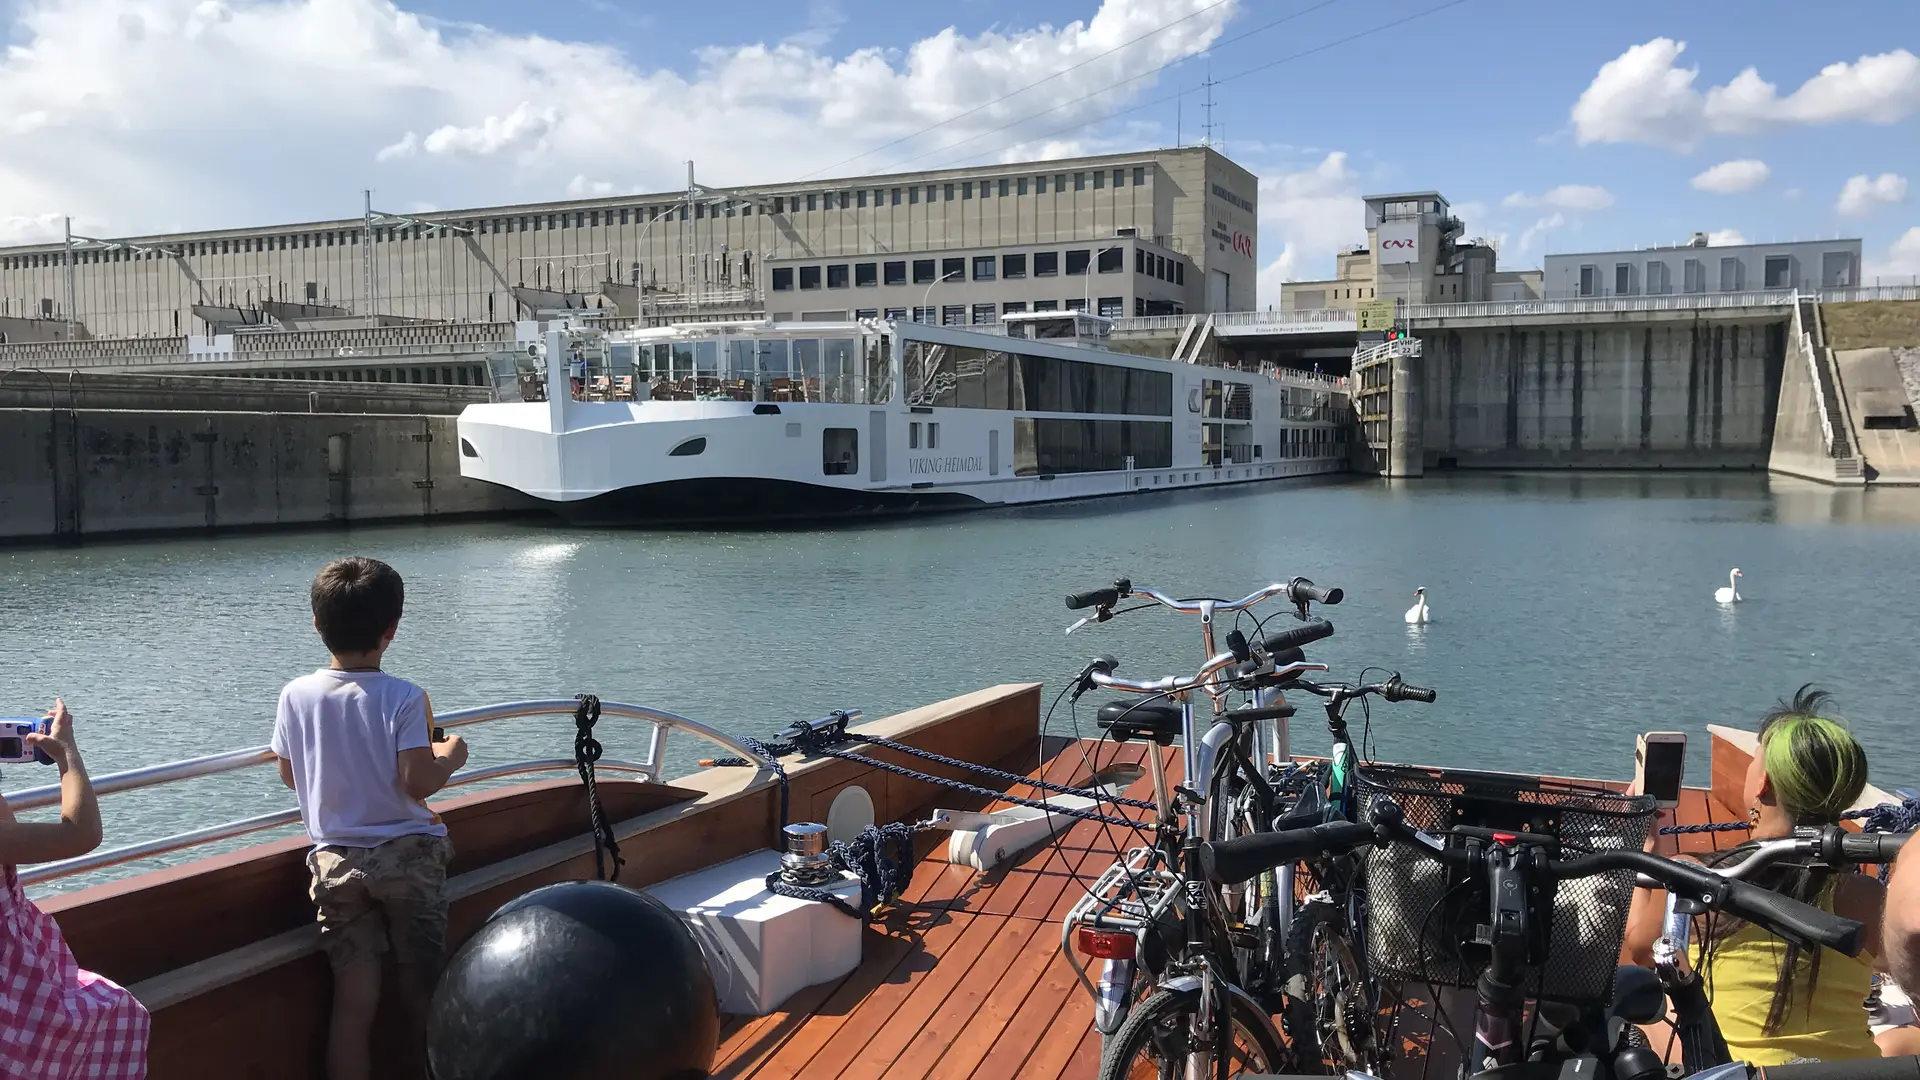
[1352,762,1657,1002]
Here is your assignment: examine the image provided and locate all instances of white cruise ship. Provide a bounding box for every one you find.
[455,312,1350,524]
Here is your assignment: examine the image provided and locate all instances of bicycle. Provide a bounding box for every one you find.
[1054,577,1343,1077]
[1247,672,1437,1076]
[1192,799,1876,1079]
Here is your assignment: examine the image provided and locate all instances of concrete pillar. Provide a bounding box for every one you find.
[1387,348,1424,477]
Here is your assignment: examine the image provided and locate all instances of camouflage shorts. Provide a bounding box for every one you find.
[307,832,454,972]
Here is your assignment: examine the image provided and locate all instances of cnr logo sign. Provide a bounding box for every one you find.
[1381,238,1416,251]
[1231,232,1254,258]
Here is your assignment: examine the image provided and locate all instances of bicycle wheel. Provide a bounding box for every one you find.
[1283,897,1386,1075]
[1097,986,1287,1080]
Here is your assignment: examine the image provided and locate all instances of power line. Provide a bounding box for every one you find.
[912,0,1473,174]
[864,0,1349,176]
[792,0,1235,182]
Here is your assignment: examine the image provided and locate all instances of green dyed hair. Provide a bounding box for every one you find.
[1757,685,1869,826]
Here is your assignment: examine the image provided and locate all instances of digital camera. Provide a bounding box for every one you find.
[0,718,54,765]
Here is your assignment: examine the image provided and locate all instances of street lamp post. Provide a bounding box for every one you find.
[921,269,962,324]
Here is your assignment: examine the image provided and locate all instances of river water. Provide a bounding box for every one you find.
[4,472,1918,892]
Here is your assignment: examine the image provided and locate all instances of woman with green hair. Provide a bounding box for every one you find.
[1625,685,1885,1065]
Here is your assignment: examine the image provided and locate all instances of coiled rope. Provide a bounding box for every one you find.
[572,694,623,882]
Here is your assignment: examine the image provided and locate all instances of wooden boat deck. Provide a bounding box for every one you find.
[712,739,1752,1080]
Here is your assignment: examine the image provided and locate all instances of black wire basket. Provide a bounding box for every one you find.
[1351,762,1658,1003]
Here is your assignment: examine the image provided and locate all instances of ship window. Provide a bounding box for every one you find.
[668,437,707,457]
[909,422,920,449]
[927,423,939,449]
[1013,418,1171,475]
[823,428,858,475]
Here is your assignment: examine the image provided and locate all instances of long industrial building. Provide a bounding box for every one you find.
[0,146,1259,341]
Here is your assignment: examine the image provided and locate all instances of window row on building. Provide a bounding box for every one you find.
[811,296,1152,325]
[772,248,1184,293]
[0,166,1163,271]
[903,341,1174,415]
[769,167,1150,215]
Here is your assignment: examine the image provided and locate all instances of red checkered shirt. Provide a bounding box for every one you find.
[1,864,149,1078]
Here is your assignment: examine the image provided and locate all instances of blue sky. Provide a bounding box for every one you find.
[2,0,1916,299]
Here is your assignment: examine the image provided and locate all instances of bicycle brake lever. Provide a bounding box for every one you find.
[1064,605,1116,635]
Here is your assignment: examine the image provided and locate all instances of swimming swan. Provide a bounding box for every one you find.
[1404,587,1430,625]
[1715,568,1742,605]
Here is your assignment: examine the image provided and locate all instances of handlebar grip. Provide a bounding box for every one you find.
[1287,577,1344,606]
[1386,680,1438,704]
[1841,831,1909,864]
[1201,820,1376,886]
[1719,877,1863,955]
[1088,655,1118,675]
[1757,1056,1920,1079]
[1266,646,1305,666]
[1262,618,1334,653]
[1066,587,1119,611]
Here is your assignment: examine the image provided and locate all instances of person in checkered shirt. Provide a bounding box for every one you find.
[0,699,149,1078]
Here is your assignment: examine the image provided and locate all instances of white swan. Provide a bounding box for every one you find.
[1715,568,1743,605]
[1404,587,1430,625]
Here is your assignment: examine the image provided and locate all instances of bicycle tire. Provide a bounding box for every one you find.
[1284,897,1387,1075]
[1097,986,1287,1080]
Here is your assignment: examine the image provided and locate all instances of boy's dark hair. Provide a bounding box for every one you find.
[311,558,405,654]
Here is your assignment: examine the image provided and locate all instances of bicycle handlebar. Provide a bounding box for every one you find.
[1285,577,1344,606]
[1085,655,1328,700]
[1281,675,1438,707]
[1260,618,1336,653]
[1367,803,1862,955]
[1201,819,1378,885]
[1065,580,1130,610]
[1064,578,1343,616]
[1647,828,1913,891]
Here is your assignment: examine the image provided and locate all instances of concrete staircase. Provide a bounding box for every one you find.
[1170,313,1215,364]
[1798,299,1859,467]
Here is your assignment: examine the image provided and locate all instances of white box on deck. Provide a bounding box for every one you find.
[644,848,864,1016]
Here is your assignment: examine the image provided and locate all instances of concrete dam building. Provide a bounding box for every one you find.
[0,146,1260,342]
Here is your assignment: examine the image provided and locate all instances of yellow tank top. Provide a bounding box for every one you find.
[1705,895,1879,1066]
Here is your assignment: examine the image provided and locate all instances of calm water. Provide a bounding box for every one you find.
[4,472,1918,892]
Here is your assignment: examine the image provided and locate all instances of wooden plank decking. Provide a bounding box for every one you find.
[709,739,1750,1080]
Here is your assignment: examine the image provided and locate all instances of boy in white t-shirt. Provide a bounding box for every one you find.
[272,557,469,1080]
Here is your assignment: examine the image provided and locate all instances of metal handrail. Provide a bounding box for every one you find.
[12,698,777,887]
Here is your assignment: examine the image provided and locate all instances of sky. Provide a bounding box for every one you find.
[1,0,1917,307]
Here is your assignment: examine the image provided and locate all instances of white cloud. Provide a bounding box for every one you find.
[1836,173,1909,218]
[1707,228,1746,246]
[1516,213,1565,256]
[1571,39,1920,150]
[1691,159,1769,195]
[420,103,561,158]
[1503,185,1615,212]
[0,211,70,246]
[0,0,1237,240]
[566,175,617,198]
[1252,151,1363,306]
[1864,227,1920,282]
